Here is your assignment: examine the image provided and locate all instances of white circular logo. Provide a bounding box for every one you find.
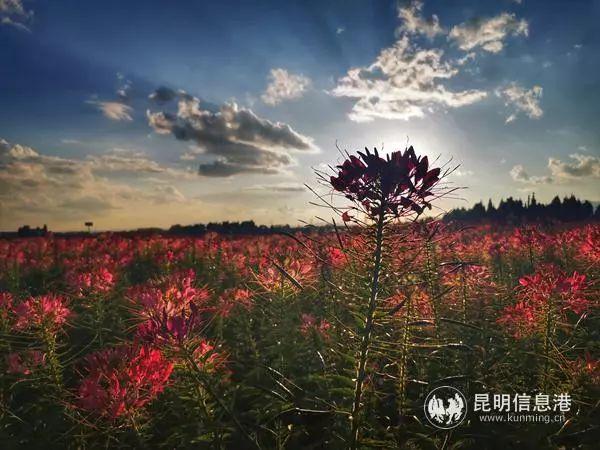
[424,386,467,429]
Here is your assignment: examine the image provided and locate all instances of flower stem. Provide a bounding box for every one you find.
[541,295,555,390]
[43,328,62,390]
[397,293,412,415]
[184,349,260,449]
[350,207,385,450]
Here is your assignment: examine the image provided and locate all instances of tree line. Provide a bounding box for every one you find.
[444,194,599,223]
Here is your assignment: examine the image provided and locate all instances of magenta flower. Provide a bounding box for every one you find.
[497,265,592,338]
[77,344,173,420]
[6,350,46,375]
[13,294,71,332]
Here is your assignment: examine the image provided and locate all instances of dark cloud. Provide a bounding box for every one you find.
[149,86,179,104]
[197,160,281,177]
[147,91,317,177]
[0,0,32,32]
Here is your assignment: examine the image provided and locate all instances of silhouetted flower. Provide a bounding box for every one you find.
[330,146,441,217]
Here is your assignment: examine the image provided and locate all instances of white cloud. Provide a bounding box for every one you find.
[261,68,311,106]
[116,73,133,101]
[0,0,32,32]
[88,101,133,121]
[148,89,317,176]
[0,138,38,159]
[453,169,474,177]
[0,138,192,221]
[510,153,599,185]
[87,150,183,177]
[61,138,84,145]
[449,13,528,53]
[180,152,197,161]
[330,35,487,122]
[245,182,306,192]
[497,83,543,123]
[510,164,551,184]
[397,1,444,39]
[548,154,600,179]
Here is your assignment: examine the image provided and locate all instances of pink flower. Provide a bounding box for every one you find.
[568,352,600,384]
[0,292,13,322]
[13,294,71,332]
[300,314,331,340]
[326,247,347,269]
[498,265,592,338]
[128,270,209,319]
[191,340,226,373]
[130,270,212,348]
[77,344,173,420]
[6,350,46,375]
[216,288,253,317]
[136,304,201,348]
[66,266,116,298]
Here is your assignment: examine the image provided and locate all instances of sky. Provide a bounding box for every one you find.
[0,0,599,231]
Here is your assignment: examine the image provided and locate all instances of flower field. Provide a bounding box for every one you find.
[0,148,598,449]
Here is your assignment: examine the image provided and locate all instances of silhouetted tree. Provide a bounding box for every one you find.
[444,195,595,224]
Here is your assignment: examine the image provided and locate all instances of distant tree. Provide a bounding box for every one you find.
[582,201,594,220]
[549,196,562,219]
[17,225,49,237]
[444,194,596,224]
[472,201,485,219]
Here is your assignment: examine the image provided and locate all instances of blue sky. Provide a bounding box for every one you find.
[1,0,599,230]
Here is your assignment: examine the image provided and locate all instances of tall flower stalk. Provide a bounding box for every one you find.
[325,146,446,448]
[350,205,385,448]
